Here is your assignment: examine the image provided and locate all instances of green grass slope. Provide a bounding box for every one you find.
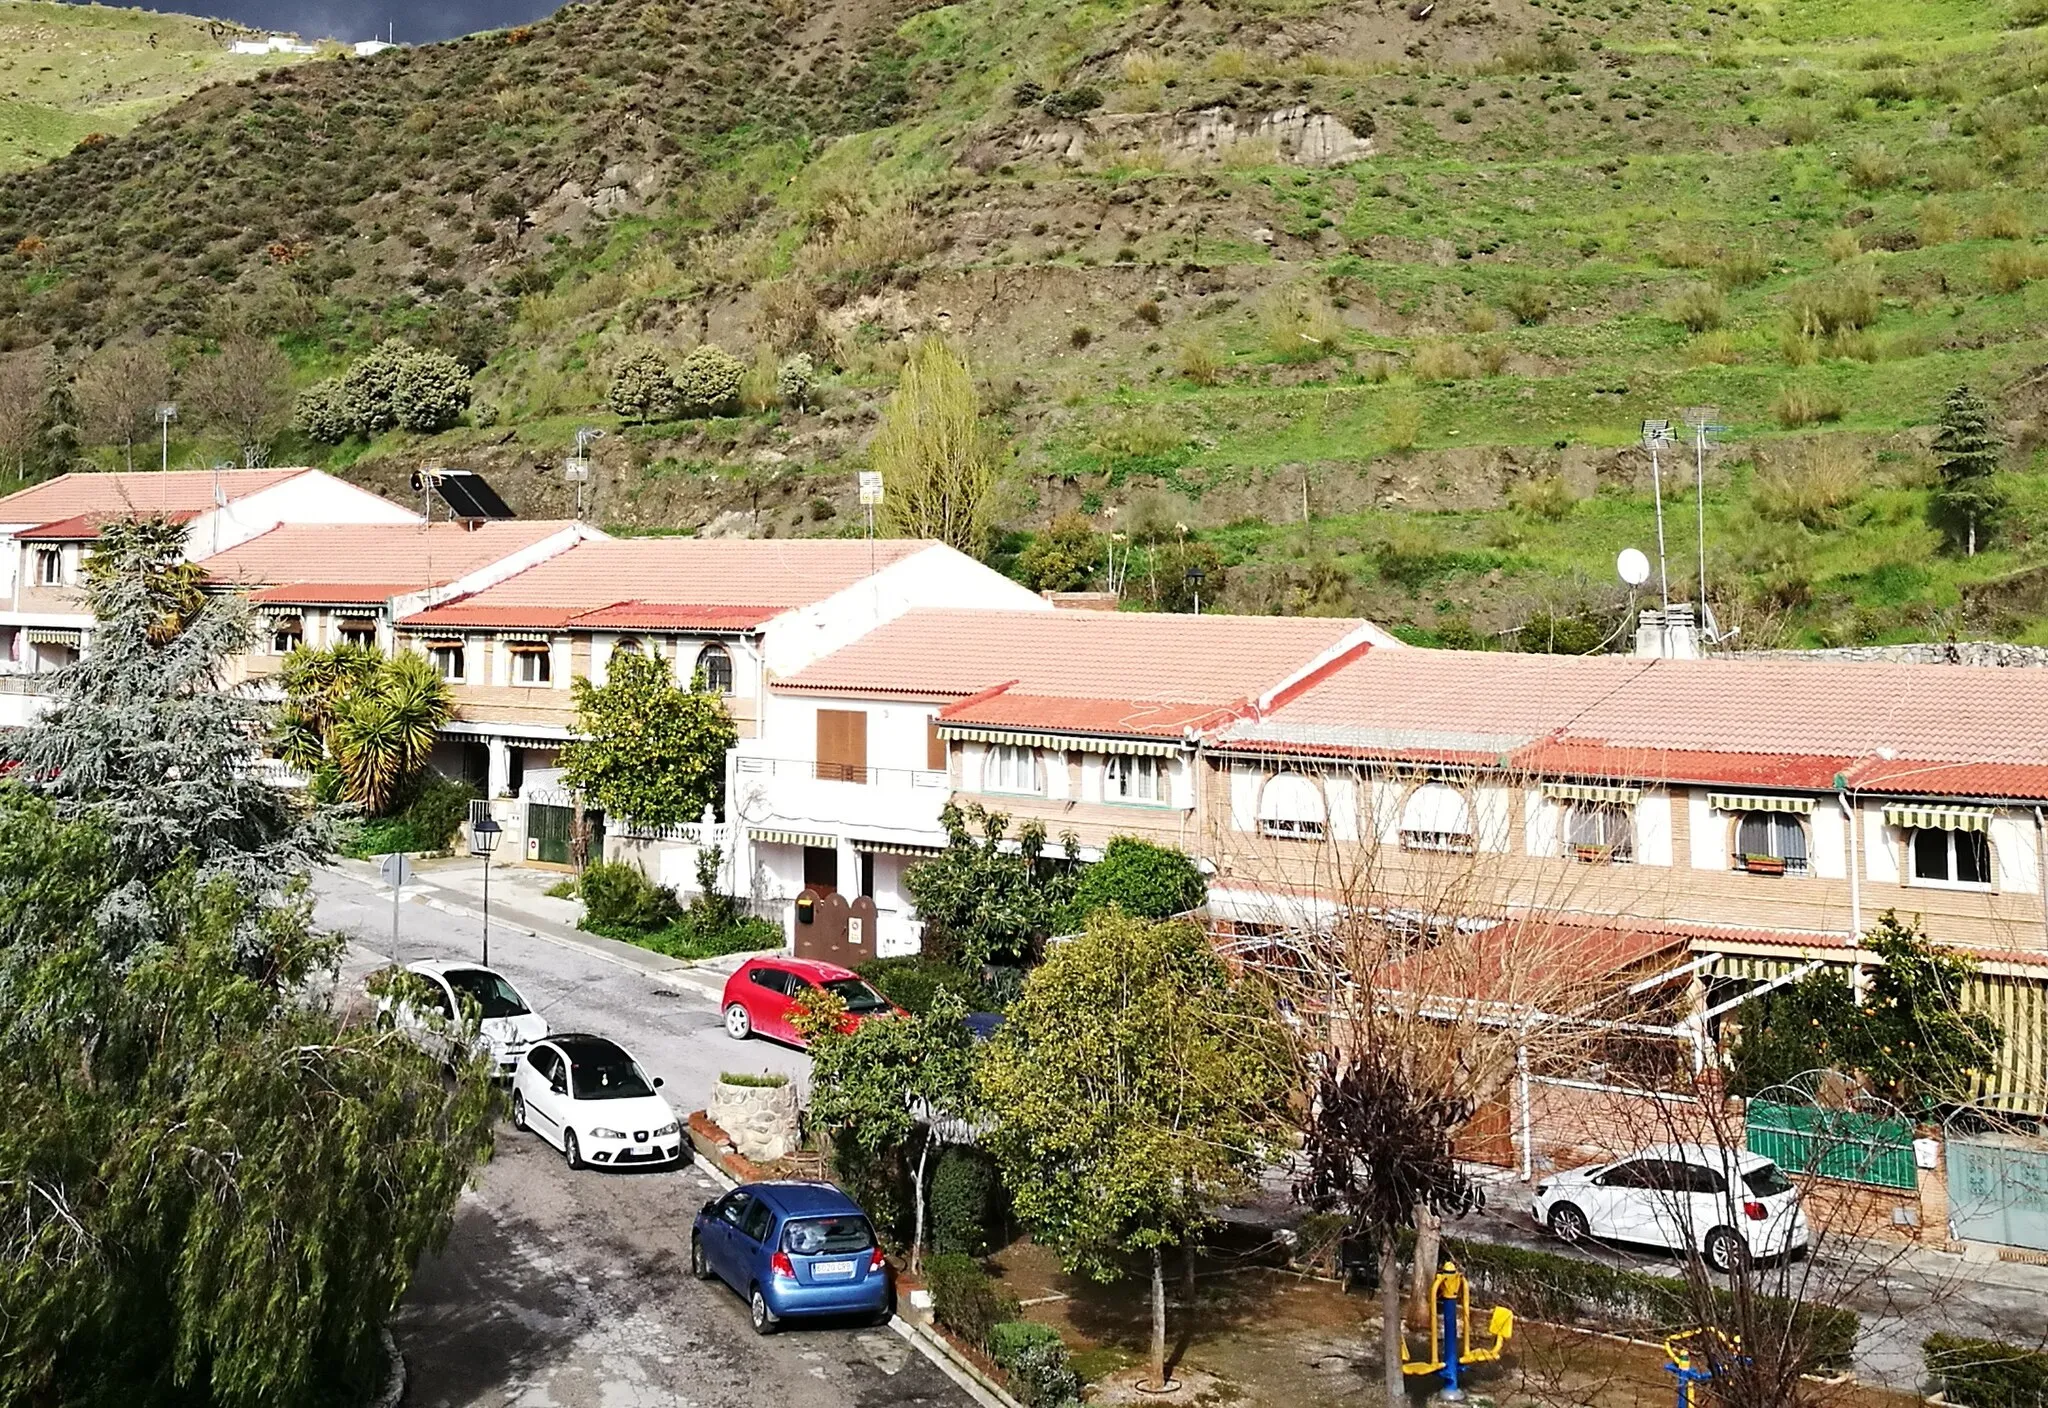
[0,1,308,171]
[5,0,2048,648]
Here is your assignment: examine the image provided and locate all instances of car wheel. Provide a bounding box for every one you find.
[750,1287,777,1336]
[511,1090,529,1132]
[724,1003,753,1040]
[1547,1203,1590,1244]
[691,1235,713,1281]
[1704,1227,1749,1274]
[563,1129,583,1171]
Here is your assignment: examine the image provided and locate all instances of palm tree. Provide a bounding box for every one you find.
[280,644,451,814]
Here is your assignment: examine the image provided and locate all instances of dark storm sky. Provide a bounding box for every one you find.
[65,0,563,45]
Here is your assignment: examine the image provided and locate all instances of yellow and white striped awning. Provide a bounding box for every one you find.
[24,627,80,646]
[853,838,946,857]
[1541,781,1641,805]
[496,631,552,644]
[750,827,835,849]
[937,725,1182,757]
[1707,792,1813,815]
[1883,803,1994,833]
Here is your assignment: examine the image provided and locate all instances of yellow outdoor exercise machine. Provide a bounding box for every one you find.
[1400,1258,1515,1401]
[1664,1328,1743,1408]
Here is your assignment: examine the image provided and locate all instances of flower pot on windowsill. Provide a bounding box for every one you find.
[1572,844,1614,864]
[1740,853,1787,876]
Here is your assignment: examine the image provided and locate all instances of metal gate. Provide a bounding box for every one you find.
[525,802,604,866]
[1947,1126,2048,1251]
[1745,1098,1916,1189]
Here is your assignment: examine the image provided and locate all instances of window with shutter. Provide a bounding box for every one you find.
[815,709,869,783]
[926,718,946,773]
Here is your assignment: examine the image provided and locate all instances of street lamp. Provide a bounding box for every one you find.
[471,815,502,968]
[1185,563,1205,615]
[154,403,177,473]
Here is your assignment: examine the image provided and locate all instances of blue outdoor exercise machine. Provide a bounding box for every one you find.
[1664,1329,1743,1408]
[1400,1258,1515,1401]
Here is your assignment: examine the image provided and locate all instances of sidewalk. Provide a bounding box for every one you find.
[328,855,757,1003]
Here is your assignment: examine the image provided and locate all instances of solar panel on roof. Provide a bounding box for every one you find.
[430,470,514,520]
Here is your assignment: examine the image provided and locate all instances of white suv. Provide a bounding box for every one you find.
[1531,1143,1808,1272]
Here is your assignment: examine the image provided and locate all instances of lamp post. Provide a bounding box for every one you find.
[155,403,177,473]
[472,815,502,968]
[1185,563,1205,615]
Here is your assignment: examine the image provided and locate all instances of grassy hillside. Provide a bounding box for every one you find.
[0,1,308,171]
[4,0,2048,648]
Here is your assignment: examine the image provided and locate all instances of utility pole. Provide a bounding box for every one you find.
[567,427,604,520]
[155,403,177,473]
[1641,420,1674,616]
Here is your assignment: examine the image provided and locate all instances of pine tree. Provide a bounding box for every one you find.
[1930,383,2003,556]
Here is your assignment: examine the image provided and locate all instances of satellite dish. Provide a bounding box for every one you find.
[1617,548,1651,587]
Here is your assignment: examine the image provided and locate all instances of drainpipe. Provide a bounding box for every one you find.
[1839,790,1865,1001]
[2036,807,2047,949]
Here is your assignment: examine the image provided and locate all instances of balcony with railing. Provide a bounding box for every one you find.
[730,752,952,838]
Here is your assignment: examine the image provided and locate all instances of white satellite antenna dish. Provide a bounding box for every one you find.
[1617,548,1651,587]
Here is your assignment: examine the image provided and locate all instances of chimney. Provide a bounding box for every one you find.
[1633,603,1702,659]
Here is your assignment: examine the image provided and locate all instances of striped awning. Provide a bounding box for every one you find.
[256,603,302,618]
[1541,781,1641,805]
[1707,792,1813,815]
[1883,803,1994,834]
[853,838,947,857]
[497,631,552,644]
[24,627,80,646]
[938,725,1182,757]
[424,638,467,651]
[750,827,835,849]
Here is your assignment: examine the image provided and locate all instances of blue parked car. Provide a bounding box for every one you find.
[691,1180,894,1334]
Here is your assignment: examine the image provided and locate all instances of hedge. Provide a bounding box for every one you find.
[1927,1334,2048,1408]
[926,1253,1016,1352]
[1443,1237,1860,1371]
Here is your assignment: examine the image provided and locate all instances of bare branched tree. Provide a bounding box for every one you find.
[72,341,172,471]
[182,336,293,467]
[0,348,51,481]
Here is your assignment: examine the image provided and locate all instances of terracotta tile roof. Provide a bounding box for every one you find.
[19,509,201,541]
[781,611,1380,724]
[0,469,305,523]
[206,521,574,598]
[1220,649,2048,800]
[399,538,933,630]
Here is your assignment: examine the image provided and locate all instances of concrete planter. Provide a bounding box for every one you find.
[707,1077,801,1164]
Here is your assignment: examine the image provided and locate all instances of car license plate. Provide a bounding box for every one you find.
[814,1260,854,1277]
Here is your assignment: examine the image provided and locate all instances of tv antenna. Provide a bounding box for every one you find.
[1681,406,1730,643]
[858,470,884,574]
[566,428,604,520]
[1640,420,1675,614]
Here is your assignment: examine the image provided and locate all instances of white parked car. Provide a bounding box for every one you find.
[511,1033,683,1170]
[380,960,548,1080]
[1531,1143,1808,1272]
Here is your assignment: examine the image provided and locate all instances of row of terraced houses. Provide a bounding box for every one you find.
[6,471,2048,1140]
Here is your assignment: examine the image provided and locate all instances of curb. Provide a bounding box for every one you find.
[891,1314,1025,1408]
[371,1326,406,1408]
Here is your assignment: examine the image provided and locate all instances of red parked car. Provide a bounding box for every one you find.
[721,957,901,1048]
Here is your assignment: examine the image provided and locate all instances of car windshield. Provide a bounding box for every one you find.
[782,1214,876,1256]
[570,1057,654,1100]
[821,977,890,1014]
[442,969,529,1020]
[1743,1163,1794,1197]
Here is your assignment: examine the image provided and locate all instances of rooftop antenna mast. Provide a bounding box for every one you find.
[567,428,603,520]
[1640,420,1675,616]
[858,470,884,577]
[1681,406,1730,644]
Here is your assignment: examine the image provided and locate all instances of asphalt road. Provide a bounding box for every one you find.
[316,868,975,1408]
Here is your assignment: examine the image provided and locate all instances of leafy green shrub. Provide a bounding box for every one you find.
[1501,282,1553,325]
[1014,512,1102,593]
[856,957,992,1015]
[392,348,471,432]
[295,378,357,444]
[1509,474,1579,521]
[926,1252,1016,1351]
[638,912,783,960]
[930,1147,1000,1256]
[776,352,816,410]
[990,1320,1063,1369]
[1790,265,1883,333]
[1041,86,1103,118]
[1446,1237,1858,1370]
[1714,243,1772,289]
[339,773,475,856]
[608,350,682,422]
[579,860,682,936]
[1926,1334,2048,1408]
[1066,837,1205,923]
[673,344,745,416]
[1846,144,1903,191]
[990,1323,1081,1408]
[339,338,414,434]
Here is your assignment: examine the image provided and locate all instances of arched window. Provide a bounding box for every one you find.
[1735,812,1808,876]
[1258,772,1326,839]
[1564,802,1634,862]
[695,643,733,694]
[1401,783,1474,853]
[610,637,644,662]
